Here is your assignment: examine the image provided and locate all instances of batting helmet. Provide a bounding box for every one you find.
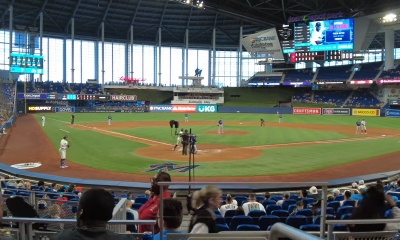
[63,135,68,139]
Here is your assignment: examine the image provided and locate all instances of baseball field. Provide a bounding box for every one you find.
[2,113,400,183]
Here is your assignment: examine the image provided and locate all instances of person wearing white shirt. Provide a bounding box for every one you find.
[276,192,290,206]
[59,135,69,169]
[311,22,325,45]
[361,119,367,134]
[242,194,265,216]
[41,115,45,127]
[219,194,238,217]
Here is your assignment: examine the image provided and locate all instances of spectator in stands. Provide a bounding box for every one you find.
[126,198,138,220]
[154,198,183,240]
[331,189,340,197]
[38,180,45,191]
[290,201,304,216]
[376,180,383,187]
[308,186,322,215]
[298,189,308,200]
[145,190,151,197]
[15,180,23,188]
[351,189,363,201]
[351,182,358,190]
[189,186,222,233]
[219,194,237,217]
[56,188,130,239]
[242,194,265,215]
[276,192,290,206]
[340,191,351,206]
[76,186,82,192]
[349,186,400,232]
[235,207,245,216]
[138,172,171,234]
[52,183,59,192]
[67,184,75,193]
[24,181,31,190]
[264,192,271,200]
[358,180,367,189]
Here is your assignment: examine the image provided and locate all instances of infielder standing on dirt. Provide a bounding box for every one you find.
[279,115,283,123]
[185,113,188,122]
[361,119,367,134]
[173,128,183,151]
[71,114,75,125]
[59,135,69,168]
[42,115,45,127]
[218,118,223,134]
[356,119,361,134]
[108,114,112,125]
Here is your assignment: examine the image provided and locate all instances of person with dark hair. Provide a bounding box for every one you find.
[242,194,265,215]
[349,186,400,232]
[56,188,130,239]
[154,198,183,240]
[264,192,270,200]
[299,189,308,200]
[290,201,304,216]
[138,172,171,234]
[340,191,351,206]
[67,184,75,193]
[219,194,237,217]
[376,180,383,187]
[235,207,245,216]
[38,180,45,191]
[181,130,190,155]
[52,183,59,192]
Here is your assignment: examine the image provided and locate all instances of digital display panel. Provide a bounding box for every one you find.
[10,53,43,74]
[309,18,353,51]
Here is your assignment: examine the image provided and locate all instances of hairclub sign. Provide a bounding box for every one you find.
[110,95,137,101]
[288,12,344,23]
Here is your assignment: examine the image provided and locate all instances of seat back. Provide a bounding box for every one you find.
[266,204,282,215]
[236,224,260,231]
[336,206,353,219]
[313,214,334,224]
[261,200,276,209]
[327,201,340,212]
[288,204,297,214]
[334,195,344,201]
[341,213,351,220]
[302,198,315,206]
[270,195,283,202]
[126,212,136,233]
[229,215,252,231]
[271,210,289,223]
[255,196,264,203]
[214,209,221,215]
[234,196,247,206]
[317,207,334,215]
[290,194,299,201]
[286,215,308,229]
[300,224,320,231]
[215,214,226,225]
[131,203,143,210]
[241,200,248,206]
[385,209,393,219]
[134,197,148,204]
[343,200,356,207]
[248,210,266,225]
[224,210,236,225]
[258,215,279,230]
[282,199,296,211]
[216,224,229,231]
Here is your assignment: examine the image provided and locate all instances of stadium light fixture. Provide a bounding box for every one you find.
[173,0,204,9]
[380,13,399,24]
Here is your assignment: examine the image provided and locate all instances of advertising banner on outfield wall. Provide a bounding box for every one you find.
[110,95,137,101]
[352,109,380,116]
[149,104,218,113]
[172,105,197,113]
[149,105,172,112]
[28,105,52,113]
[322,108,350,115]
[293,107,321,115]
[196,105,218,113]
[55,107,75,113]
[385,109,400,117]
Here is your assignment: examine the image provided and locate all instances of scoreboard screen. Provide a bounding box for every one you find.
[390,100,399,105]
[10,53,43,74]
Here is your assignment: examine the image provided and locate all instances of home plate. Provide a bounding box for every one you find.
[240,123,242,124]
[382,135,386,137]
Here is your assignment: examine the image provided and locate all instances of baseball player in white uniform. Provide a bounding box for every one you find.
[42,115,45,127]
[173,128,183,151]
[361,119,367,134]
[59,135,69,168]
[108,115,112,125]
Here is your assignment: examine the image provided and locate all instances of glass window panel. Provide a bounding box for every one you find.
[112,43,125,82]
[161,47,171,86]
[171,47,182,86]
[133,44,143,79]
[48,38,63,82]
[82,41,95,83]
[143,45,154,84]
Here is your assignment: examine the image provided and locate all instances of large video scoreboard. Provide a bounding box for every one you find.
[10,53,44,74]
[276,18,354,62]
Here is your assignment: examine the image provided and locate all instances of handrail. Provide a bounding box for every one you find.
[270,223,323,240]
[1,217,156,225]
[326,218,400,240]
[157,181,329,240]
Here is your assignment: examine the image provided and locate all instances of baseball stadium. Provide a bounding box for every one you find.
[1,0,400,239]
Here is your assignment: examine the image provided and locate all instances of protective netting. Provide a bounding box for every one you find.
[35,198,79,230]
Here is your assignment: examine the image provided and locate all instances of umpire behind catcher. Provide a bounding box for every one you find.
[181,130,190,156]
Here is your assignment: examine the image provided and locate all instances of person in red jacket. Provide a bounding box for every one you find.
[138,172,171,234]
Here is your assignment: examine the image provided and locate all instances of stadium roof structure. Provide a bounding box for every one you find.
[0,0,400,49]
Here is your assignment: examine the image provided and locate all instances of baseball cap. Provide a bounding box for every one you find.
[358,187,367,194]
[358,180,364,185]
[309,186,318,195]
[330,189,340,195]
[351,182,358,188]
[76,186,82,191]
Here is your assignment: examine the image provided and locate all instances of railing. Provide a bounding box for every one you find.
[1,217,156,240]
[326,219,400,240]
[158,181,329,240]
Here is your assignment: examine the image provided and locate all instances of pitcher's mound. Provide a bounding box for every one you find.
[205,130,251,135]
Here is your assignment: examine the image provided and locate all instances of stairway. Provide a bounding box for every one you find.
[312,68,319,83]
[280,72,286,83]
[32,84,41,93]
[342,91,354,107]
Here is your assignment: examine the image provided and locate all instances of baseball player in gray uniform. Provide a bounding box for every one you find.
[59,135,69,168]
[173,128,184,151]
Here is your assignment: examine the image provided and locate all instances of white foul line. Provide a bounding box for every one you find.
[59,129,70,133]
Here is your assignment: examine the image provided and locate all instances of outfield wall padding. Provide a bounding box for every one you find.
[217,107,293,114]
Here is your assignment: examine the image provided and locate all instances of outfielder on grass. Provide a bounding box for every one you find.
[59,135,70,169]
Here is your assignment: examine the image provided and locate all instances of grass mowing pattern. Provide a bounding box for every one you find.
[34,113,400,177]
[114,125,356,147]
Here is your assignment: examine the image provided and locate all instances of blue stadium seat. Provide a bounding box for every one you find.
[131,203,143,210]
[215,214,226,225]
[234,196,247,206]
[224,210,236,225]
[64,192,76,200]
[327,201,340,212]
[216,224,229,232]
[334,195,344,201]
[394,188,400,192]
[288,204,297,214]
[126,211,136,233]
[302,198,315,206]
[290,194,299,201]
[306,202,317,209]
[387,192,400,199]
[258,215,280,230]
[333,224,347,231]
[137,195,145,198]
[300,224,320,231]
[342,200,356,207]
[229,215,252,231]
[262,200,276,209]
[266,204,282,215]
[7,185,17,190]
[286,215,308,229]
[3,190,16,195]
[134,197,148,204]
[294,209,313,224]
[271,210,289,223]
[241,200,248,206]
[256,196,264,203]
[396,201,400,208]
[237,224,260,231]
[282,199,297,211]
[16,191,29,196]
[317,207,335,215]
[341,213,351,220]
[270,195,283,202]
[313,214,335,225]
[247,210,266,225]
[45,188,53,192]
[385,209,393,219]
[336,206,353,219]
[214,209,221,215]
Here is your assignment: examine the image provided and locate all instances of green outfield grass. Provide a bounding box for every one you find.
[34,113,400,177]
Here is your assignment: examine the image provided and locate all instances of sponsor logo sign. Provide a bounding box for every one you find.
[247,82,280,86]
[140,162,202,173]
[110,95,137,101]
[350,80,373,85]
[293,107,321,115]
[28,105,52,112]
[172,105,196,113]
[322,108,350,115]
[385,109,400,117]
[288,12,344,23]
[241,28,284,59]
[17,93,47,99]
[196,105,217,113]
[55,107,75,113]
[149,105,172,112]
[316,82,344,84]
[283,82,312,85]
[377,79,400,84]
[352,109,380,116]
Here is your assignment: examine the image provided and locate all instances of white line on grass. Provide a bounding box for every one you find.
[59,129,70,133]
